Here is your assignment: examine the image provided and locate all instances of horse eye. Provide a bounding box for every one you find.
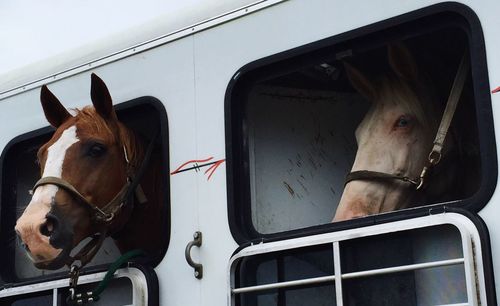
[87,143,106,157]
[395,116,411,128]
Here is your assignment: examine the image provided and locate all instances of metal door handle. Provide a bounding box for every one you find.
[185,231,203,279]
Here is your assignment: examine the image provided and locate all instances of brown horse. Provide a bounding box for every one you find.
[334,44,450,221]
[15,74,163,269]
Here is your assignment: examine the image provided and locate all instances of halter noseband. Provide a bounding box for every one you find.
[345,170,421,188]
[31,129,159,268]
[345,51,470,190]
[33,176,130,223]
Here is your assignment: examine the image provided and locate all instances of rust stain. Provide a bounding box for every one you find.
[492,86,500,94]
[283,181,295,197]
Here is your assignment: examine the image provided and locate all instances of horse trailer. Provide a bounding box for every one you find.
[0,0,499,305]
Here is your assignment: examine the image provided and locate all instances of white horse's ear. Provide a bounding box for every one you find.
[344,62,376,100]
[90,73,116,120]
[388,43,418,81]
[40,85,73,128]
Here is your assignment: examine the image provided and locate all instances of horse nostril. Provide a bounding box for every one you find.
[40,222,53,237]
[40,214,58,237]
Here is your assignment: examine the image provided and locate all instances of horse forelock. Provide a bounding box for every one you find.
[72,107,116,143]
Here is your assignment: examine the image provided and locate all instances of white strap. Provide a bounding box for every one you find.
[429,51,470,164]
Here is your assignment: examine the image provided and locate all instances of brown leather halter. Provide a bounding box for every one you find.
[31,129,158,268]
[345,52,470,190]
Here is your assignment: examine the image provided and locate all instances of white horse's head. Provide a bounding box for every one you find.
[334,44,440,221]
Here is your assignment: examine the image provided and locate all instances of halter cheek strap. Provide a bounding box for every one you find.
[345,51,470,190]
[31,128,159,268]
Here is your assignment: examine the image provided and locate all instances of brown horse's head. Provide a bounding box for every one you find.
[334,44,440,221]
[15,74,139,269]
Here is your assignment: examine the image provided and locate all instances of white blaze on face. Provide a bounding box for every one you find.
[30,125,79,206]
[15,125,80,262]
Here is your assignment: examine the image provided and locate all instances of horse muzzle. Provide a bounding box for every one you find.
[16,205,75,270]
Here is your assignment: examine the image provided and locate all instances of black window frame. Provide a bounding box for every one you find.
[0,96,170,287]
[225,2,496,245]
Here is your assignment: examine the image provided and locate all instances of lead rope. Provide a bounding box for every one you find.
[417,51,470,189]
[344,50,470,190]
[67,249,145,305]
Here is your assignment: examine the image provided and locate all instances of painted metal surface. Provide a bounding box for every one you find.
[0,0,498,305]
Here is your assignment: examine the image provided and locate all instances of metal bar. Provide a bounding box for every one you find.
[232,258,464,295]
[232,275,336,294]
[333,242,343,306]
[52,288,58,306]
[460,233,477,305]
[341,258,464,280]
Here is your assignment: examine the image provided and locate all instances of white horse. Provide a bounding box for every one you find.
[334,44,443,221]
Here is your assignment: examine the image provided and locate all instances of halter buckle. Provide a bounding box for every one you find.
[416,178,425,190]
[104,212,115,223]
[428,150,442,165]
[416,166,430,190]
[402,176,419,187]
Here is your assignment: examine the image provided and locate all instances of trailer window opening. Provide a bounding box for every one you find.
[231,221,479,306]
[0,98,170,284]
[0,267,156,305]
[226,9,494,240]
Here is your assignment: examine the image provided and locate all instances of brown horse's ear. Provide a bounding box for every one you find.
[344,62,376,100]
[388,43,418,81]
[90,73,116,120]
[40,85,73,128]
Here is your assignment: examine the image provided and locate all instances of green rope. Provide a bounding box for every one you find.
[92,249,146,299]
